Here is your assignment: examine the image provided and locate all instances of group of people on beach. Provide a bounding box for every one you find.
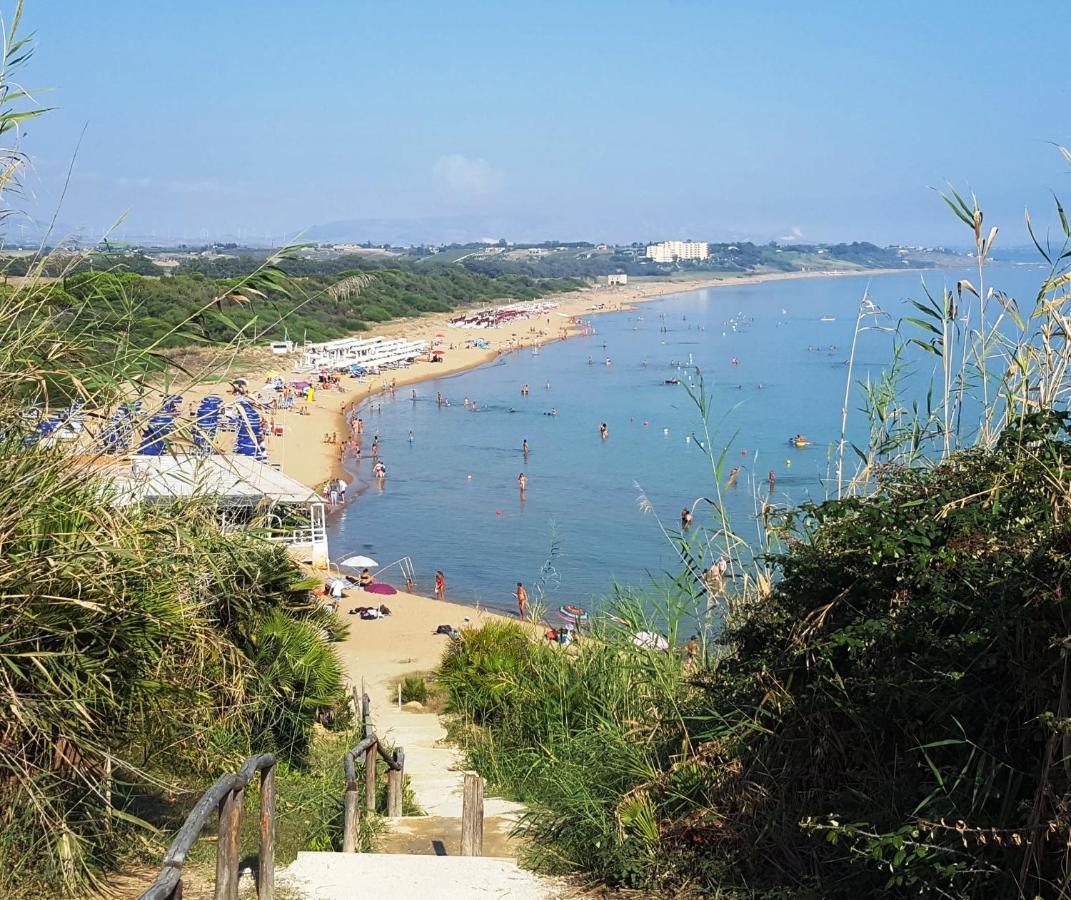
[321,477,347,505]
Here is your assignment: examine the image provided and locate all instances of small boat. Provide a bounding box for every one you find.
[665,378,679,385]
[820,316,836,322]
[790,436,810,447]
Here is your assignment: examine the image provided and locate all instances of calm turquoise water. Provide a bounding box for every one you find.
[330,265,1043,614]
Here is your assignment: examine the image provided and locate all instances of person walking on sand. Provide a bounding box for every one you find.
[515,582,529,619]
[435,570,446,601]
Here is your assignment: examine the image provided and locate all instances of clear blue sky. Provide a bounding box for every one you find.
[14,0,1071,246]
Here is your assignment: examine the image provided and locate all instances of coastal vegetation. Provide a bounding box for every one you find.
[0,14,359,894]
[16,263,582,350]
[439,180,1071,898]
[0,236,584,351]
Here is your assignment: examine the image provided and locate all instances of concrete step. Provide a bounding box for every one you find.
[279,851,570,899]
[376,814,520,857]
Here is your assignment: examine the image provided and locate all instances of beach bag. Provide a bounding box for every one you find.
[435,624,453,635]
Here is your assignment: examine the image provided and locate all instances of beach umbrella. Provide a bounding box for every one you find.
[339,554,378,568]
[364,583,397,596]
[633,631,670,651]
[558,604,589,623]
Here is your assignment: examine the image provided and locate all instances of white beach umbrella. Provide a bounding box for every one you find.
[632,631,670,651]
[339,554,378,568]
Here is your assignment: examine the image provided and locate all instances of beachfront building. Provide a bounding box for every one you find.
[607,273,628,286]
[645,241,709,263]
[106,453,330,568]
[296,336,428,373]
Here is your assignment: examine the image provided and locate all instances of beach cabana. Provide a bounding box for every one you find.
[105,452,329,567]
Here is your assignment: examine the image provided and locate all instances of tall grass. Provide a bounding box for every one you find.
[0,11,352,894]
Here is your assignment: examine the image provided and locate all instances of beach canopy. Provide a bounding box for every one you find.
[558,604,588,623]
[293,381,311,389]
[339,554,378,568]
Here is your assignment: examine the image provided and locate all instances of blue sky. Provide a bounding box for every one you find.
[14,1,1071,246]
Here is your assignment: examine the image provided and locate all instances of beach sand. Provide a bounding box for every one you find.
[172,266,903,493]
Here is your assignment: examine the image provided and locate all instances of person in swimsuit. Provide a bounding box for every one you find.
[599,422,609,439]
[515,582,529,619]
[435,570,446,600]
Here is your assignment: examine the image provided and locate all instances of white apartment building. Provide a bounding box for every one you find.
[645,241,709,263]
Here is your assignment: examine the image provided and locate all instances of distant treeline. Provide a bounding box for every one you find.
[460,241,916,279]
[24,264,579,349]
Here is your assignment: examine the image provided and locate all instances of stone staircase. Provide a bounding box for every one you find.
[275,687,571,899]
[279,852,565,899]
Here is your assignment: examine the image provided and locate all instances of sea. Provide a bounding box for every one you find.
[329,264,1044,616]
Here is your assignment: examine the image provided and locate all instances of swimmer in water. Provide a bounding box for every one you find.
[726,467,740,488]
[522,439,529,457]
[518,472,528,494]
[768,469,776,489]
[407,430,414,442]
[599,422,609,439]
[681,507,693,530]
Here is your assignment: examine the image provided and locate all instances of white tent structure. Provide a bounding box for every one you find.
[296,336,427,373]
[106,453,329,568]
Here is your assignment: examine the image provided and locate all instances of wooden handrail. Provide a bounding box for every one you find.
[140,753,276,900]
[342,690,405,851]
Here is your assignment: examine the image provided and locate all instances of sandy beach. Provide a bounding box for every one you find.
[173,266,906,495]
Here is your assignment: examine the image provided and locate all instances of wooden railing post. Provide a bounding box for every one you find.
[214,785,244,900]
[343,748,360,854]
[258,763,276,900]
[361,692,371,738]
[461,773,484,857]
[387,748,404,818]
[364,740,378,812]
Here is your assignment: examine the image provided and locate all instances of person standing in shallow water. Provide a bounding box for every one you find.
[599,422,609,439]
[681,507,693,530]
[435,570,445,601]
[522,438,529,458]
[518,472,528,496]
[515,582,529,619]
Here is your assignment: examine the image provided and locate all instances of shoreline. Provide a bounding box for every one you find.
[176,265,915,500]
[316,265,915,493]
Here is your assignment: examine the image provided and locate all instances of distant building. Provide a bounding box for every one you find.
[645,241,709,263]
[607,273,628,286]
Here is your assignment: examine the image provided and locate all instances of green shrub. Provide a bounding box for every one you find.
[400,675,429,704]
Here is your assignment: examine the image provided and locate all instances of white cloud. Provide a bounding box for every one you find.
[432,154,503,197]
[778,226,804,242]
